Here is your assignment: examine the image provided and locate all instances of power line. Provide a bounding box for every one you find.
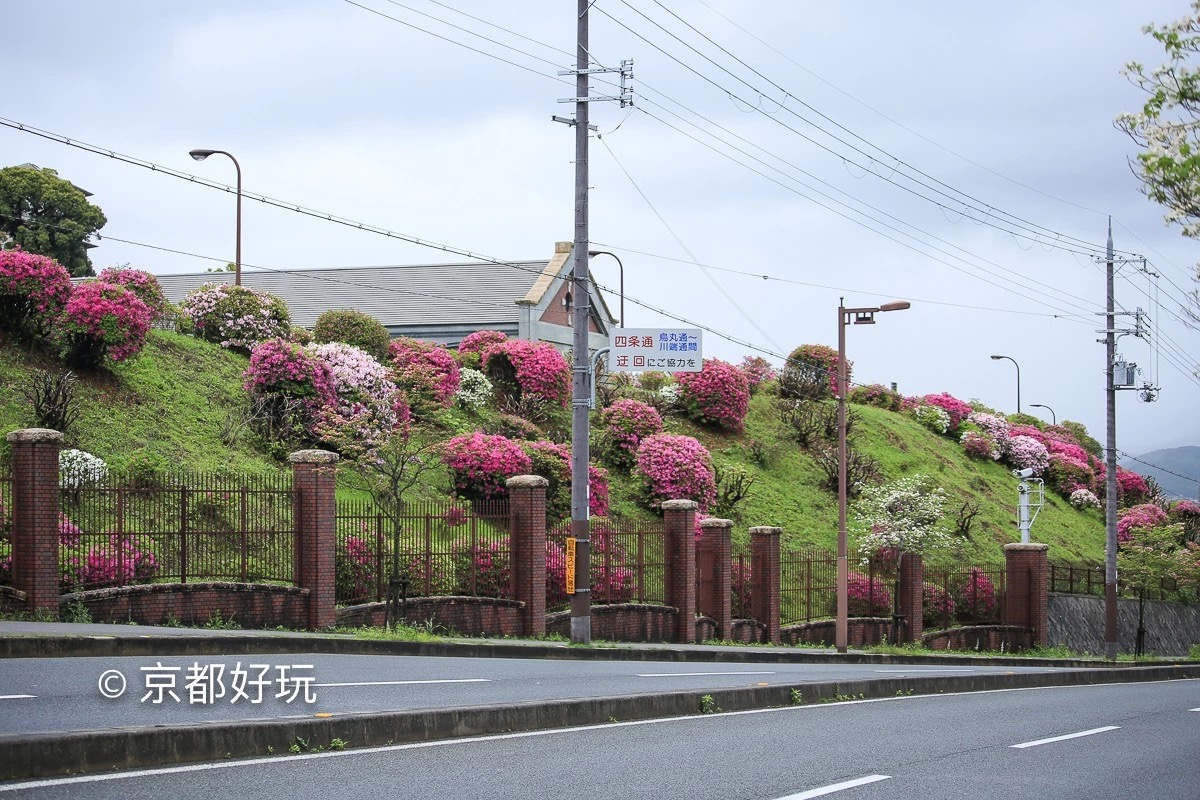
[1118,451,1200,485]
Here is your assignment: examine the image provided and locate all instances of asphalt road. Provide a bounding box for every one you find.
[0,652,1077,735]
[2,679,1195,799]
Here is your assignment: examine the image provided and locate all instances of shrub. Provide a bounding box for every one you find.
[960,431,999,460]
[180,283,290,351]
[312,309,391,361]
[846,571,891,616]
[1116,468,1152,506]
[598,399,663,469]
[1046,452,1099,497]
[55,281,151,367]
[780,344,847,401]
[922,393,972,432]
[482,339,571,407]
[951,569,998,623]
[1169,500,1200,541]
[1070,488,1102,509]
[1059,420,1103,458]
[96,267,167,320]
[456,330,509,369]
[677,358,751,433]
[288,326,313,346]
[1117,503,1168,542]
[306,342,400,458]
[59,449,107,489]
[738,356,776,393]
[484,413,540,441]
[848,383,902,411]
[0,249,73,339]
[636,371,672,392]
[243,338,337,441]
[633,433,716,511]
[1006,435,1050,475]
[520,439,610,521]
[440,432,533,501]
[20,369,80,436]
[62,537,158,589]
[922,583,956,628]
[966,412,1011,454]
[449,539,510,597]
[388,338,461,411]
[913,404,950,435]
[455,368,493,411]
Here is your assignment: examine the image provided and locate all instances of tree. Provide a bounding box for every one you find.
[0,165,107,277]
[1118,523,1200,654]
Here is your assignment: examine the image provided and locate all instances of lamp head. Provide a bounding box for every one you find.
[879,301,910,312]
[990,355,1004,360]
[189,149,215,162]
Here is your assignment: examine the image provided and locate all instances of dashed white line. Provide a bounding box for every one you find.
[776,774,891,799]
[1190,708,1200,712]
[313,679,490,687]
[0,695,36,700]
[1010,726,1120,749]
[636,671,776,678]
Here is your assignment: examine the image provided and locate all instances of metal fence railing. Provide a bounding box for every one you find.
[779,548,837,625]
[547,519,665,613]
[924,565,1005,628]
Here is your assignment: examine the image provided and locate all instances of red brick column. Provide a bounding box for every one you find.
[698,518,733,641]
[749,526,781,644]
[897,553,924,643]
[1004,542,1049,646]
[662,499,698,643]
[507,475,548,637]
[290,449,339,630]
[7,429,62,615]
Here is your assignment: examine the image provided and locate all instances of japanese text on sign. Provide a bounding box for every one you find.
[608,328,703,373]
[565,537,576,595]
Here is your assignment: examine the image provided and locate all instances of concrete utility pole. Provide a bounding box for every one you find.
[1104,218,1119,661]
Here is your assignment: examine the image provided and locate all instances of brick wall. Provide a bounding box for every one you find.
[546,604,678,642]
[290,450,339,630]
[507,475,548,637]
[783,618,893,647]
[7,429,62,614]
[750,526,781,643]
[1003,543,1049,646]
[63,582,309,628]
[337,597,524,636]
[662,500,697,643]
[898,553,924,643]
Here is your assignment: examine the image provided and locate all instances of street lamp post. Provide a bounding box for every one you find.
[837,298,910,654]
[189,149,242,286]
[587,250,624,328]
[1029,403,1056,426]
[989,354,1021,414]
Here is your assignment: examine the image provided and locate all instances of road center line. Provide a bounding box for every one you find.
[1190,708,1200,712]
[0,695,36,700]
[636,672,776,678]
[776,774,891,799]
[1010,726,1120,749]
[313,679,491,687]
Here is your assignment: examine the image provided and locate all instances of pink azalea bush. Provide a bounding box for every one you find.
[677,358,751,433]
[1116,468,1151,506]
[922,583,956,627]
[846,571,891,616]
[482,339,571,407]
[738,356,777,393]
[55,281,151,367]
[922,393,972,432]
[599,399,664,469]
[1117,503,1168,542]
[520,439,610,520]
[62,537,159,589]
[449,539,510,598]
[180,283,291,351]
[960,431,999,460]
[633,433,716,511]
[97,267,168,320]
[783,343,848,398]
[441,432,533,501]
[456,330,509,368]
[952,568,998,623]
[243,338,337,437]
[387,338,461,411]
[0,249,73,338]
[966,412,1011,453]
[1005,435,1050,475]
[1169,500,1200,540]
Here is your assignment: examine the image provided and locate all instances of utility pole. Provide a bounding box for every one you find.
[1104,218,1119,661]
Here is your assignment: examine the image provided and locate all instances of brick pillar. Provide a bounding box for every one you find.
[7,429,62,615]
[897,553,924,643]
[1004,543,1049,646]
[290,449,339,630]
[662,499,697,643]
[749,526,781,644]
[698,518,733,641]
[507,475,548,637]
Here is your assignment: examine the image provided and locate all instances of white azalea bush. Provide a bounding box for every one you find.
[454,368,493,411]
[60,448,107,489]
[853,475,952,560]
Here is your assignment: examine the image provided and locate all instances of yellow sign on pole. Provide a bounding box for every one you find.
[565,537,576,595]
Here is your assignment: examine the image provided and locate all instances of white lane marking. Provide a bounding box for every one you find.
[874,668,977,674]
[4,679,1195,793]
[313,679,490,687]
[0,695,35,700]
[637,671,776,677]
[1190,708,1200,712]
[777,775,891,799]
[1010,726,1120,749]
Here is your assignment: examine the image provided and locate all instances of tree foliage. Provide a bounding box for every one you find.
[0,165,107,277]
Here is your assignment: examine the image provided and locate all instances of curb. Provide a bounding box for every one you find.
[0,633,1172,670]
[3,664,1198,783]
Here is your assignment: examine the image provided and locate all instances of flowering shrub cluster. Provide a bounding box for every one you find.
[520,439,610,520]
[599,399,664,469]
[62,536,159,589]
[454,368,493,411]
[853,475,951,558]
[677,358,751,433]
[312,308,391,360]
[846,572,891,616]
[848,383,902,411]
[1116,468,1152,506]
[60,449,108,489]
[0,249,73,339]
[922,583,956,627]
[243,338,337,439]
[1006,435,1050,475]
[449,539,509,597]
[306,342,401,458]
[782,344,847,399]
[633,433,716,511]
[952,569,998,622]
[913,404,950,435]
[180,283,291,351]
[1070,488,1102,510]
[55,281,151,367]
[1117,503,1168,542]
[440,432,533,501]
[966,412,1011,452]
[738,356,776,393]
[482,339,571,407]
[388,338,461,411]
[921,393,972,432]
[456,330,508,369]
[334,536,375,601]
[546,529,633,608]
[97,267,168,320]
[960,431,999,460]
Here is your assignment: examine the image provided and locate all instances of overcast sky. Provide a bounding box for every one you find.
[3,0,1198,468]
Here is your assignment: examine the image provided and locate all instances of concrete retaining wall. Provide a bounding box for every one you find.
[1048,593,1200,656]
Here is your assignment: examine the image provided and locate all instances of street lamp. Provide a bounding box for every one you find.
[189,148,242,286]
[588,250,624,328]
[989,354,1021,414]
[1029,403,1056,426]
[836,297,910,654]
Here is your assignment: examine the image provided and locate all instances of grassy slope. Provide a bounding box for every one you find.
[0,334,1106,566]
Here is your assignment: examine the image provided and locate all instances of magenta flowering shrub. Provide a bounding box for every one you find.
[678,358,751,433]
[62,537,159,589]
[633,433,716,511]
[457,330,509,368]
[449,539,510,597]
[545,533,633,609]
[738,356,776,393]
[848,383,903,411]
[441,432,533,501]
[1008,424,1048,447]
[960,431,998,460]
[846,571,891,616]
[243,338,337,438]
[1169,500,1200,540]
[966,412,1011,454]
[59,513,83,546]
[55,281,151,367]
[1117,503,1168,542]
[482,339,571,407]
[0,249,73,338]
[599,399,664,469]
[1006,435,1050,475]
[952,569,998,623]
[922,583,956,628]
[922,393,972,432]
[1116,468,1151,506]
[387,338,461,411]
[1045,452,1100,497]
[519,439,610,521]
[731,558,752,617]
[97,267,168,320]
[180,283,291,351]
[335,535,375,602]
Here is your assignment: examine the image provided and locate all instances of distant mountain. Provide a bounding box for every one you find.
[1125,446,1200,500]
